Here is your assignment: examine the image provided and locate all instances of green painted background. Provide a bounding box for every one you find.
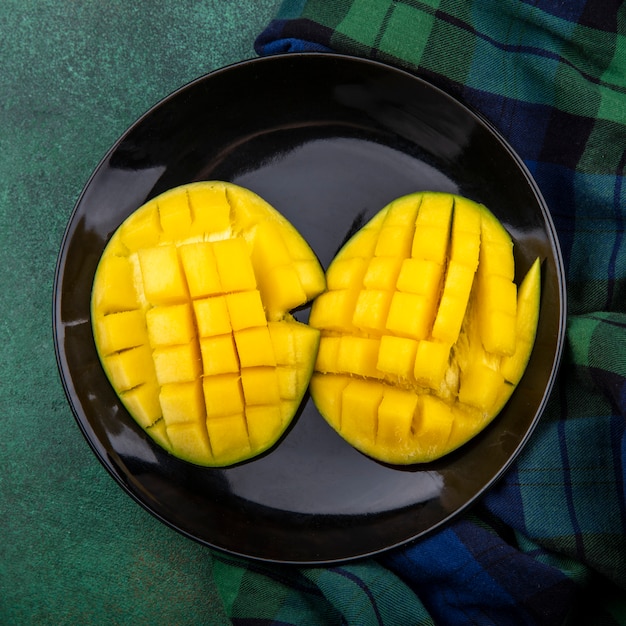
[0,2,281,623]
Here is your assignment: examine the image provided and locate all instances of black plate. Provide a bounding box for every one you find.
[53,53,566,564]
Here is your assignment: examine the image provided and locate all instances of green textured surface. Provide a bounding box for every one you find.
[0,1,281,623]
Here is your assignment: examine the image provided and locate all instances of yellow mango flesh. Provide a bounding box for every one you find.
[309,192,541,464]
[91,181,324,467]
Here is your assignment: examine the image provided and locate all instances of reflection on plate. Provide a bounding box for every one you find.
[53,53,566,564]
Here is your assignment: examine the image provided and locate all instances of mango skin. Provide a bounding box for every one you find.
[91,181,325,467]
[309,191,541,465]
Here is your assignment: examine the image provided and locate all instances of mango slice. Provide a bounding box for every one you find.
[91,181,325,467]
[309,192,541,464]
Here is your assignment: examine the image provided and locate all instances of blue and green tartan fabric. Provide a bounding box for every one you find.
[211,1,626,624]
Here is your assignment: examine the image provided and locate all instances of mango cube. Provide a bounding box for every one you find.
[200,334,239,376]
[267,321,320,369]
[477,274,518,355]
[138,245,188,304]
[226,290,267,331]
[246,404,284,448]
[159,380,204,425]
[187,185,231,235]
[205,414,250,462]
[377,387,418,446]
[353,289,393,332]
[431,294,467,344]
[146,304,195,347]
[158,188,192,240]
[431,262,475,343]
[309,289,359,331]
[259,264,307,314]
[411,194,453,262]
[479,275,518,315]
[375,225,414,257]
[212,237,257,292]
[327,257,368,290]
[119,203,160,251]
[479,241,515,280]
[315,336,341,373]
[267,321,296,364]
[450,232,480,269]
[416,193,453,226]
[414,395,454,453]
[481,310,517,356]
[363,256,403,290]
[146,420,171,451]
[309,374,348,430]
[340,379,383,443]
[413,340,450,389]
[458,363,505,411]
[339,224,380,259]
[451,230,480,270]
[383,195,421,226]
[452,196,482,233]
[121,382,162,428]
[240,367,281,406]
[166,422,213,464]
[276,366,299,400]
[193,296,231,337]
[411,225,450,264]
[442,262,475,299]
[234,327,276,367]
[179,242,222,298]
[92,256,138,314]
[481,209,511,243]
[203,373,244,418]
[386,291,432,339]
[153,343,201,385]
[105,345,155,391]
[376,335,418,379]
[250,221,291,272]
[337,336,381,379]
[450,197,481,269]
[96,310,149,355]
[396,258,441,296]
[287,258,326,306]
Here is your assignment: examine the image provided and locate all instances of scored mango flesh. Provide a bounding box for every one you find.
[91,181,325,467]
[309,192,541,464]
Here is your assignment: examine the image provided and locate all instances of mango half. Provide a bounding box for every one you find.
[309,192,541,464]
[91,181,325,466]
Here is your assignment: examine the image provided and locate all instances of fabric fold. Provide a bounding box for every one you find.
[211,0,626,623]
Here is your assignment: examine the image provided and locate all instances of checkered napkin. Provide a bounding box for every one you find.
[211,1,626,624]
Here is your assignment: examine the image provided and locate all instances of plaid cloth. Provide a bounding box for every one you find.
[211,1,626,624]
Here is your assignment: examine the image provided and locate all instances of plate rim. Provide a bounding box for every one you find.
[53,51,567,564]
